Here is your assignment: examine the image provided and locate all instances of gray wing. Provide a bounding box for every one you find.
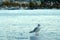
[29,27,38,33]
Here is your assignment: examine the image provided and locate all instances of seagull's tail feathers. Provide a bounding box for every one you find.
[29,31,34,33]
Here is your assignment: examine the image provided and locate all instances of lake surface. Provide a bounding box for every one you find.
[0,10,60,40]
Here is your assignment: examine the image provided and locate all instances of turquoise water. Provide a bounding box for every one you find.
[0,10,60,40]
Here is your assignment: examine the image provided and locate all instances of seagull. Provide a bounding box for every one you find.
[29,24,41,33]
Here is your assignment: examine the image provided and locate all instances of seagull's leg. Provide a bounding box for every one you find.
[35,32,39,36]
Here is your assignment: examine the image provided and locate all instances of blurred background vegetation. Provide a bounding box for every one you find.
[0,0,60,9]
